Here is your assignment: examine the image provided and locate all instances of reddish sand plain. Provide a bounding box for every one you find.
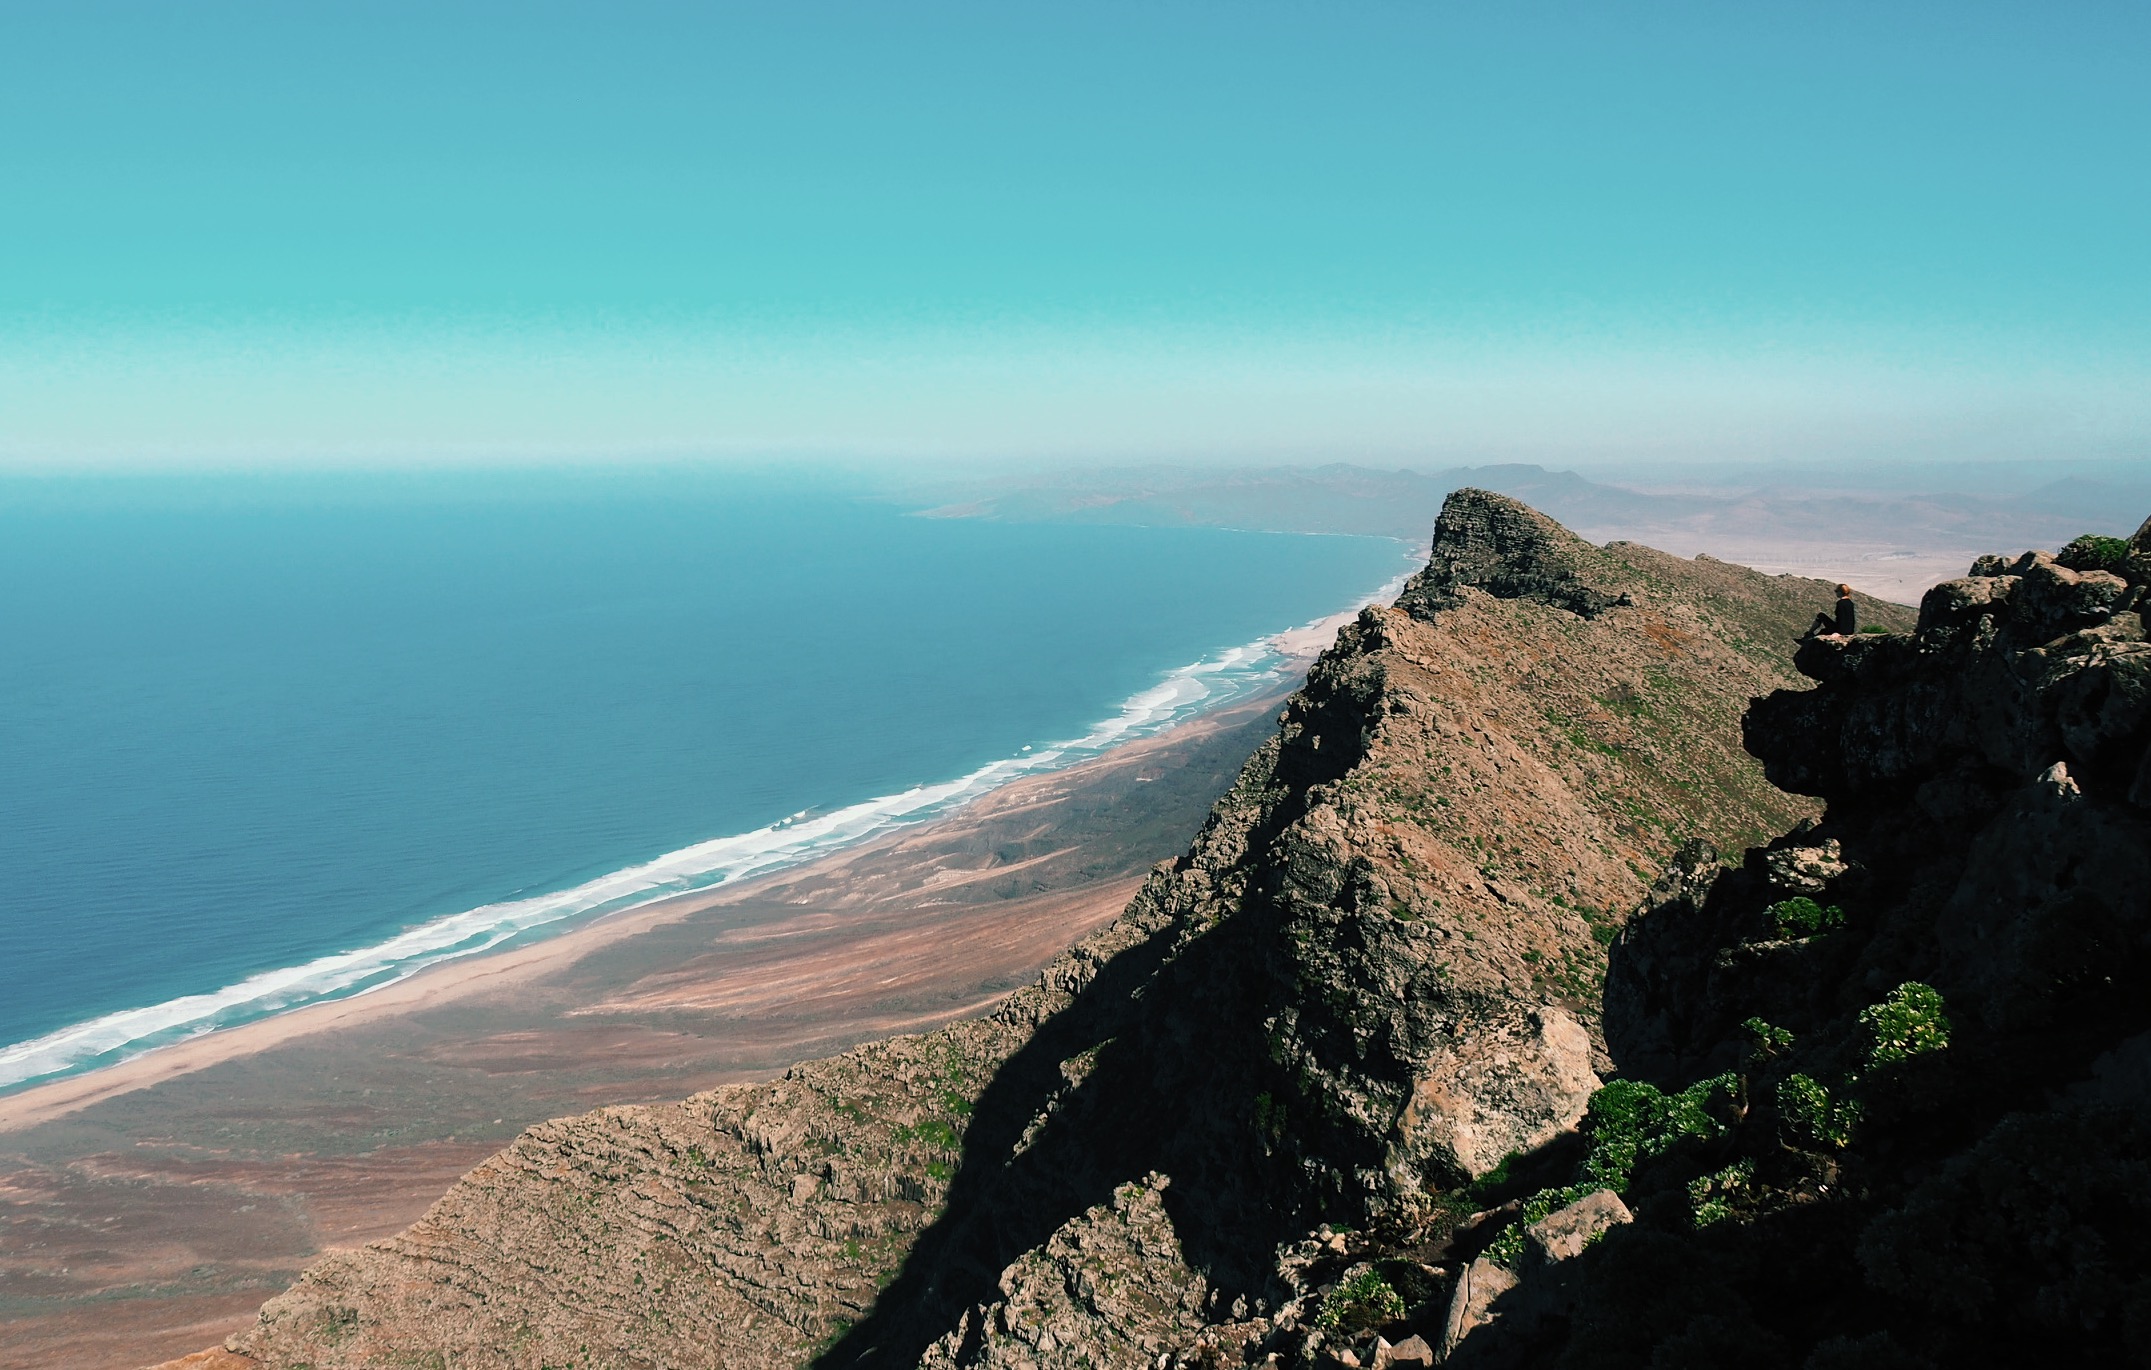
[0,686,1298,1370]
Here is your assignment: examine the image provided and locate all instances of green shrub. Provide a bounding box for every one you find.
[1482,1219,1528,1268]
[1478,1075,1739,1270]
[1740,1017,1794,1061]
[1686,1159,1754,1229]
[1578,1074,1737,1191]
[1859,982,1950,1067]
[1768,897,1845,937]
[2059,534,2132,573]
[1317,1265,1405,1331]
[1777,1073,1858,1149]
[1478,1182,1611,1268]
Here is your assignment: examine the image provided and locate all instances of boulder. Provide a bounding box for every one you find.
[1377,1333,1436,1368]
[2012,557,2128,642]
[1437,1192,1632,1365]
[1764,840,1846,896]
[1438,1257,1518,1361]
[1390,1007,1600,1182]
[1522,1189,1631,1267]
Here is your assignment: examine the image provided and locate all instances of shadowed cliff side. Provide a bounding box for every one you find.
[1435,523,2151,1369]
[219,492,1906,1370]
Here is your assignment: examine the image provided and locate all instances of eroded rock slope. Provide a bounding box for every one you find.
[1432,527,2151,1368]
[223,492,1896,1369]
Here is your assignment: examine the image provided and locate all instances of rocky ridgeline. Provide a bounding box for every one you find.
[220,492,1906,1369]
[1436,526,2151,1368]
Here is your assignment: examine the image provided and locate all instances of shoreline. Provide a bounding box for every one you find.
[0,667,1315,1370]
[0,604,1368,1139]
[0,879,732,1135]
[0,589,1376,1118]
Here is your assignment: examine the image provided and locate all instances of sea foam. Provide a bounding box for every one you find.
[0,572,1408,1094]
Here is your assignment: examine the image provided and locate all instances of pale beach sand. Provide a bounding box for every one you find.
[0,875,758,1136]
[0,675,1322,1370]
[0,616,1358,1141]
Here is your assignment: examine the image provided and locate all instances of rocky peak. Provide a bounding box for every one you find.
[1396,488,1630,622]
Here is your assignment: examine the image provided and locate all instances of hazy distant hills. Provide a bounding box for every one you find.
[911,463,1641,542]
[909,460,2150,545]
[905,461,2151,603]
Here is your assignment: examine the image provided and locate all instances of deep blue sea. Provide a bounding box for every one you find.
[0,470,1409,1092]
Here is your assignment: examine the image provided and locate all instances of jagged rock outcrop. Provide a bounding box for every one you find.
[219,491,1898,1370]
[1447,515,2151,1369]
[1396,492,1631,621]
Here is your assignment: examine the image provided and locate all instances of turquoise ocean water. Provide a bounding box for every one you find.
[0,471,1409,1093]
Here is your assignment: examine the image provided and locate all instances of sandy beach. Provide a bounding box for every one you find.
[0,608,1362,1138]
[0,674,1311,1370]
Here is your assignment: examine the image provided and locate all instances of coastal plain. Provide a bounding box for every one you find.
[0,688,1299,1370]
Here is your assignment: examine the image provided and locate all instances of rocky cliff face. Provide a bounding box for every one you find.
[222,492,1902,1370]
[1436,527,2151,1368]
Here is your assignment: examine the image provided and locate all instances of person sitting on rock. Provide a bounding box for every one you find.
[1805,584,1858,638]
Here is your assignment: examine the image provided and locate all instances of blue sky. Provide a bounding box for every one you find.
[3,1,2146,469]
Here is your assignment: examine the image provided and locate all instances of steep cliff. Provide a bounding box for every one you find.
[220,492,1903,1369]
[1435,527,2151,1368]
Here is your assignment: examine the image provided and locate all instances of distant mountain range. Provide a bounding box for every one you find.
[899,460,2151,605]
[903,460,2151,553]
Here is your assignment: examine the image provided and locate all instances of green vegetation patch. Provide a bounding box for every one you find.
[1577,1074,1738,1192]
[1777,1073,1858,1149]
[1740,1017,1794,1061]
[1686,1158,1755,1229]
[2059,533,2132,573]
[1478,1073,1739,1268]
[1317,1265,1405,1332]
[1768,897,1845,937]
[1482,1183,1606,1267]
[1858,980,1950,1067]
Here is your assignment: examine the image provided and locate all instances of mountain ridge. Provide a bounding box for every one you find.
[212,492,1917,1369]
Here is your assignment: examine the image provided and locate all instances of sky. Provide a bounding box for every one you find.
[2,1,2147,470]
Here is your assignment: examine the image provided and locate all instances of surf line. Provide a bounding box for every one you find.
[0,569,1412,1095]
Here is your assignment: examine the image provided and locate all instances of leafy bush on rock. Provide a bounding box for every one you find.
[1686,1158,1754,1229]
[1481,1074,1739,1267]
[1777,1073,1858,1149]
[1577,1074,1738,1192]
[2058,533,2132,573]
[1859,982,1950,1067]
[1768,897,1845,937]
[1316,1264,1404,1333]
[1740,1017,1795,1062]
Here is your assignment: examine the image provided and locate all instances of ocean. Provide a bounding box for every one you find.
[0,470,1410,1093]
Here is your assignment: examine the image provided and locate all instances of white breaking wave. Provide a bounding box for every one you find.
[0,567,1412,1094]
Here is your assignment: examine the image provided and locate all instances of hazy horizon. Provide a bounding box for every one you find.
[5,2,2147,471]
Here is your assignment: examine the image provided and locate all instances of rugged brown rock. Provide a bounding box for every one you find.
[1440,518,2151,1369]
[218,491,1903,1369]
